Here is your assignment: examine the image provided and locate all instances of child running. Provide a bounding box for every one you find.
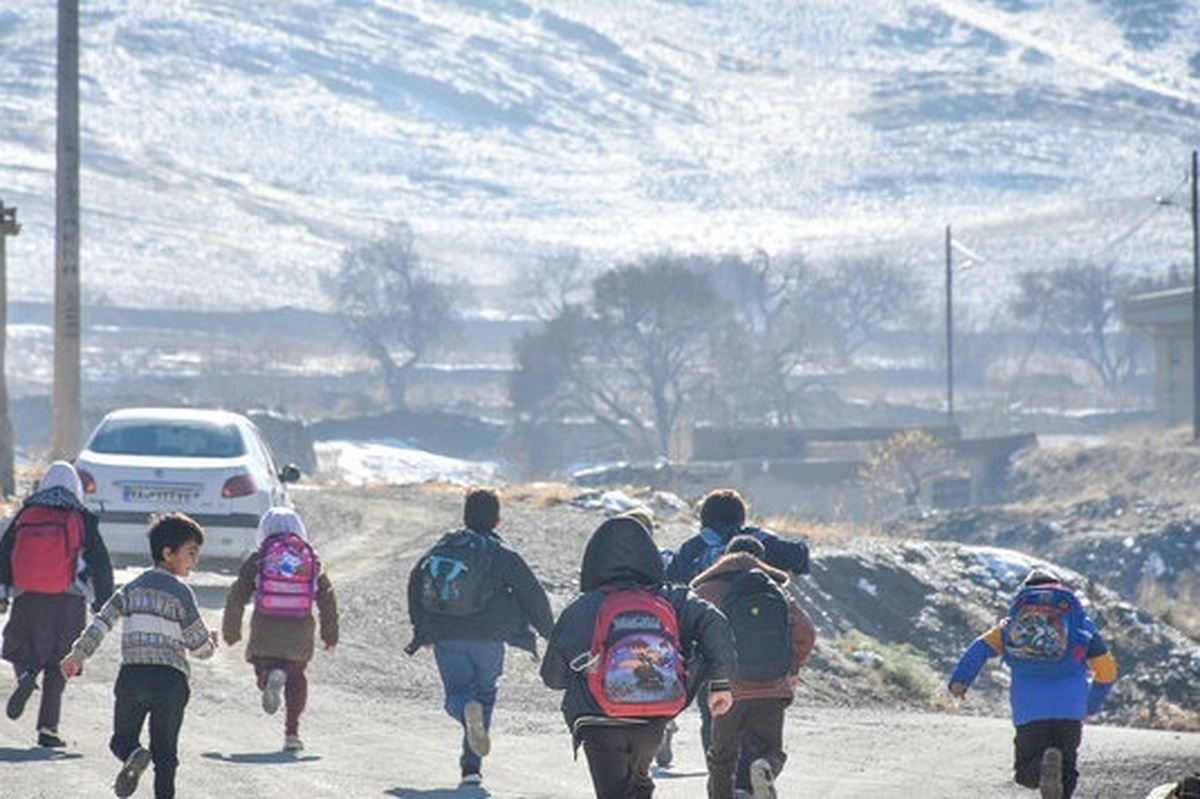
[541,514,736,799]
[61,512,217,799]
[949,567,1118,799]
[222,507,338,753]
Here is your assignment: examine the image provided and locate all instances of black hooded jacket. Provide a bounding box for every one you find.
[539,516,736,736]
[405,528,553,655]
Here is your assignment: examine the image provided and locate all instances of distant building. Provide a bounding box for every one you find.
[1124,287,1193,426]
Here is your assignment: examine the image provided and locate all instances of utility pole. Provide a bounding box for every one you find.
[945,223,955,427]
[0,201,18,496]
[52,0,82,460]
[1191,149,1199,441]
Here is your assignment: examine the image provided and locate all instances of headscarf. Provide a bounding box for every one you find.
[40,460,83,501]
[255,506,308,546]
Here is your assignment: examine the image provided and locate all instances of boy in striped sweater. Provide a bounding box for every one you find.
[62,512,218,799]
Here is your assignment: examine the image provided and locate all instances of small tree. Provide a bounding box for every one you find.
[322,224,456,408]
[860,429,955,510]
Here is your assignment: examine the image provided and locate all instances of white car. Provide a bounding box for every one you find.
[74,407,300,562]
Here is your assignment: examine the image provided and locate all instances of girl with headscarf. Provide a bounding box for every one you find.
[221,507,338,753]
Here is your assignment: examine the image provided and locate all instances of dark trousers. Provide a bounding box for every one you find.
[252,657,308,736]
[707,697,790,799]
[434,639,504,776]
[2,592,86,732]
[1013,718,1083,798]
[111,664,190,799]
[579,720,670,799]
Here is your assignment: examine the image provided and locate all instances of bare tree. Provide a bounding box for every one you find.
[518,247,591,321]
[510,255,718,458]
[699,251,829,426]
[808,256,927,362]
[322,224,456,408]
[1008,260,1145,392]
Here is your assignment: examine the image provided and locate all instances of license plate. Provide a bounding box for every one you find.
[120,483,201,505]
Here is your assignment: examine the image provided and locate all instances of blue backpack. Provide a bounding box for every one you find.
[1001,583,1092,678]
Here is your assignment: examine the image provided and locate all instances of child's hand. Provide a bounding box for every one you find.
[707,688,734,717]
[949,682,968,699]
[210,631,219,647]
[60,656,82,679]
[323,642,336,652]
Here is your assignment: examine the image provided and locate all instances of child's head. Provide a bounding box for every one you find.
[700,488,747,530]
[463,488,501,533]
[617,508,655,536]
[725,533,765,558]
[39,460,83,500]
[148,512,205,573]
[256,506,308,546]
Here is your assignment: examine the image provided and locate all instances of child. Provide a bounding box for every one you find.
[61,512,217,799]
[540,515,737,799]
[222,507,338,753]
[691,535,816,799]
[405,488,553,788]
[0,460,114,747]
[949,567,1118,799]
[664,488,810,760]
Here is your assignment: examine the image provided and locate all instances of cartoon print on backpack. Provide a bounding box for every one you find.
[582,587,687,717]
[256,531,318,618]
[1002,580,1091,678]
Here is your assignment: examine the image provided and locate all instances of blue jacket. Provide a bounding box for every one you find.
[949,615,1118,724]
[664,524,809,585]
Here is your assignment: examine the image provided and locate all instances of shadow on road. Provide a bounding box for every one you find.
[385,785,490,798]
[200,750,322,765]
[0,746,83,763]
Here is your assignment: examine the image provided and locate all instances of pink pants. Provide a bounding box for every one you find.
[252,658,308,736]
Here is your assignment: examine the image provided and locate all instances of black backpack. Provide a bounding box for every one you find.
[418,529,497,617]
[720,568,793,681]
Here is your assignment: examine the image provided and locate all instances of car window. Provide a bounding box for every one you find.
[88,420,247,458]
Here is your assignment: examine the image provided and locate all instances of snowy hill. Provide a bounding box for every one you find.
[1,0,1198,311]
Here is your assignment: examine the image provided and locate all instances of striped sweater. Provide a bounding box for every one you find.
[69,567,215,676]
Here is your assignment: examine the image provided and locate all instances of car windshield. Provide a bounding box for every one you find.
[87,420,246,458]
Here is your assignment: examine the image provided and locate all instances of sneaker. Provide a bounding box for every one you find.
[463,700,490,758]
[750,757,777,799]
[655,718,677,768]
[460,772,483,786]
[6,670,38,720]
[37,728,67,748]
[262,669,286,715]
[1039,747,1064,799]
[283,734,304,752]
[113,747,152,798]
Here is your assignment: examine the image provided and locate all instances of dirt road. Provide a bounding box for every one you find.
[2,483,1195,797]
[1,602,1195,798]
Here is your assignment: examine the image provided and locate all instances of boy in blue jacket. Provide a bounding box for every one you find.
[949,568,1118,799]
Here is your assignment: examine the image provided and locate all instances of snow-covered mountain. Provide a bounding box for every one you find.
[1,0,1198,312]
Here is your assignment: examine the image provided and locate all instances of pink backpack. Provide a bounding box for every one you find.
[254,533,318,617]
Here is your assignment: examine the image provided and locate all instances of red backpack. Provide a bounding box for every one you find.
[10,505,85,594]
[582,587,688,718]
[254,533,318,618]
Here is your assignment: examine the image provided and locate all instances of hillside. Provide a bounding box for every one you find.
[1,1,1198,312]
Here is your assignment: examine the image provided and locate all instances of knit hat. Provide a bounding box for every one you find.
[1022,567,1062,587]
[256,506,308,546]
[618,508,655,535]
[725,534,765,558]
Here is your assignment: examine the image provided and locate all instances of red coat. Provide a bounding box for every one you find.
[691,552,816,701]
